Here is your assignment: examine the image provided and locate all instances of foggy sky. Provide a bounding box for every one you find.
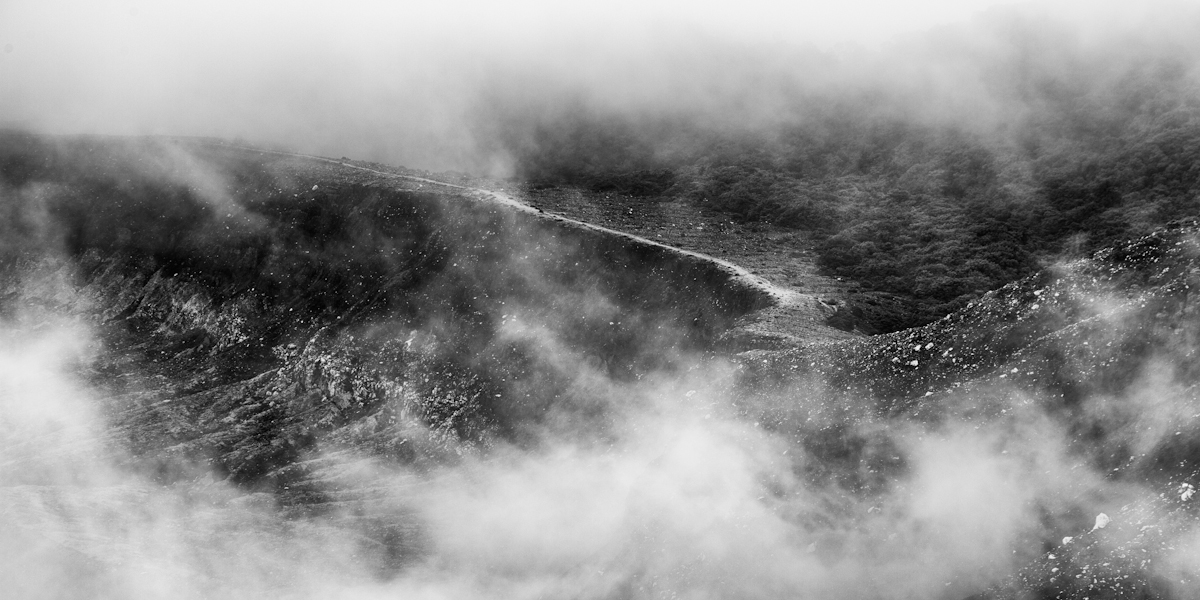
[1,0,1196,173]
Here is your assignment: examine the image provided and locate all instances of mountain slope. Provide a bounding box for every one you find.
[4,133,1200,599]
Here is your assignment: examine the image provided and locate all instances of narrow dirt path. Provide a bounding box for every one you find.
[194,140,854,345]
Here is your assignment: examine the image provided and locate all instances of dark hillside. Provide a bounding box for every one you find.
[0,134,769,486]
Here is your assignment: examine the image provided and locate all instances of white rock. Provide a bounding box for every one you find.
[1092,513,1110,531]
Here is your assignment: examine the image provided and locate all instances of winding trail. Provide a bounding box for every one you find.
[206,142,802,305]
[192,140,849,343]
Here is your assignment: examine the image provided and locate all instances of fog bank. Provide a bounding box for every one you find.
[2,0,1197,173]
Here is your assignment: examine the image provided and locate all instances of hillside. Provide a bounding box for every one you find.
[486,19,1200,336]
[3,133,1200,599]
[741,218,1200,598]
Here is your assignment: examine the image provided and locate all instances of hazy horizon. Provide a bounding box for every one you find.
[2,0,1198,174]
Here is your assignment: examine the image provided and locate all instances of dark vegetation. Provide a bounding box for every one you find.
[493,25,1200,333]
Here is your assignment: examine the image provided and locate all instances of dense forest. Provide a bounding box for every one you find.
[484,17,1200,333]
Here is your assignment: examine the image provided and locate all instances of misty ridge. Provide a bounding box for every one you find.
[3,2,1200,600]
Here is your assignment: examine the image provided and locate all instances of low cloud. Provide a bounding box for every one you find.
[3,1,1196,174]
